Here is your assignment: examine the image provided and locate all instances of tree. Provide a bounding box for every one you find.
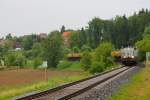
[68,31,80,49]
[21,36,33,50]
[78,28,87,47]
[81,45,92,52]
[5,33,12,40]
[91,42,114,73]
[72,46,80,53]
[31,43,43,58]
[33,57,42,69]
[43,31,63,68]
[113,15,129,47]
[136,35,150,52]
[90,61,105,73]
[15,53,26,68]
[80,51,91,71]
[143,25,150,36]
[88,18,104,48]
[93,42,114,60]
[21,34,38,50]
[60,25,66,34]
[4,52,16,67]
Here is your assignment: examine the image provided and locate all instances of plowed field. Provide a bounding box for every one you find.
[0,69,83,86]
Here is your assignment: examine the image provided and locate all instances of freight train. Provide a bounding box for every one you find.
[112,47,138,66]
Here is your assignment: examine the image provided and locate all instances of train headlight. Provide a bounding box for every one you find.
[131,56,134,58]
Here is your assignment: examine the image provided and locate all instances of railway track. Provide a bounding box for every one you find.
[16,66,133,100]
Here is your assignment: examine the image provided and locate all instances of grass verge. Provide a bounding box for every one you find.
[0,76,86,100]
[109,66,150,100]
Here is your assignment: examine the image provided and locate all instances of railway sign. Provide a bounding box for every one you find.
[41,61,48,68]
[146,52,150,66]
[146,52,150,57]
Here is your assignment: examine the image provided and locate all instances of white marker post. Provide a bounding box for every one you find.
[146,52,150,67]
[42,61,48,81]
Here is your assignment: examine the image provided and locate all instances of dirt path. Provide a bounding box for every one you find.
[0,69,83,86]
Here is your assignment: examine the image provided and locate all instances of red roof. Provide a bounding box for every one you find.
[62,32,71,38]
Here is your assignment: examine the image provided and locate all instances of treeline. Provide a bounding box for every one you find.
[66,8,150,49]
[0,9,150,73]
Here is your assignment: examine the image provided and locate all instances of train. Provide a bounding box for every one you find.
[112,47,138,66]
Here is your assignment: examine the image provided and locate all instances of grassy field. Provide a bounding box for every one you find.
[0,76,87,100]
[109,65,150,100]
[0,69,87,100]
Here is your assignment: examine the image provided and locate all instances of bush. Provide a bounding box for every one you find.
[72,46,80,53]
[90,61,105,74]
[15,53,26,68]
[81,45,92,52]
[4,53,16,67]
[57,60,72,69]
[80,51,92,71]
[90,42,114,73]
[4,52,26,68]
[33,58,42,69]
[104,57,114,68]
[94,42,114,60]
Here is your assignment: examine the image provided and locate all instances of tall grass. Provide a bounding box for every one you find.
[108,66,150,100]
[0,76,85,100]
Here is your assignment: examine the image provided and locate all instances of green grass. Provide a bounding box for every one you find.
[62,62,83,71]
[57,61,83,71]
[0,76,86,100]
[108,66,150,100]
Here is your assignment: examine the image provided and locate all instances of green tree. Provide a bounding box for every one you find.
[88,17,104,48]
[80,51,92,71]
[143,25,150,36]
[81,45,92,52]
[21,34,38,50]
[15,53,26,68]
[136,35,150,52]
[5,33,12,40]
[31,43,43,58]
[68,31,80,49]
[60,25,65,34]
[72,46,80,53]
[93,42,114,60]
[90,42,114,73]
[90,61,105,73]
[33,57,42,69]
[113,15,129,47]
[78,28,87,47]
[4,53,16,67]
[43,31,63,68]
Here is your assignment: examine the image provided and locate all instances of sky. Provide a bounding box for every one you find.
[0,0,150,38]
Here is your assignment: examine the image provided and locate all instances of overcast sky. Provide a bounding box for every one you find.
[0,0,150,37]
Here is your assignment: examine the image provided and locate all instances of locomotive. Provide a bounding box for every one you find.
[112,47,138,66]
[120,47,138,66]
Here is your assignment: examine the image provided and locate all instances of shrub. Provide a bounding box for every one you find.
[57,60,72,69]
[4,53,16,67]
[90,61,105,74]
[33,58,42,69]
[80,51,92,70]
[72,46,80,53]
[15,53,26,68]
[94,42,114,60]
[81,45,92,52]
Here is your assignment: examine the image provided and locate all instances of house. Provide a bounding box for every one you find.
[0,39,5,46]
[62,32,71,47]
[12,42,22,51]
[39,33,47,39]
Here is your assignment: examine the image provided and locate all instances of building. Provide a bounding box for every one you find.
[0,39,5,46]
[12,42,22,51]
[62,32,71,47]
[39,33,47,39]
